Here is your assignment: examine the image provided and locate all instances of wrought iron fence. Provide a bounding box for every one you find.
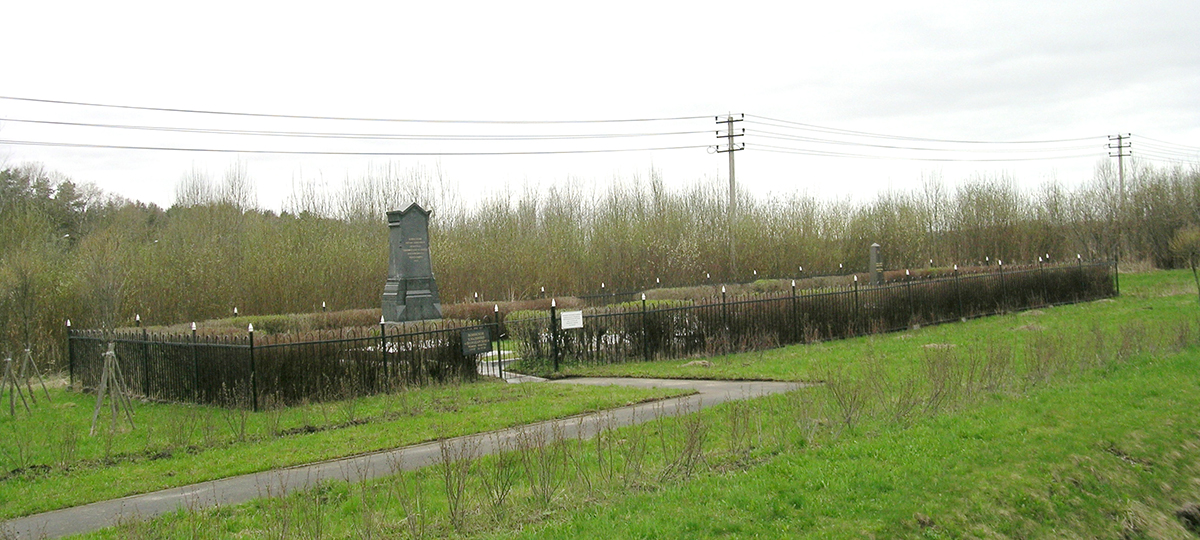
[511,261,1117,372]
[68,321,496,409]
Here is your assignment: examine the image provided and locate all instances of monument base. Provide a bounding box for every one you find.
[382,277,443,322]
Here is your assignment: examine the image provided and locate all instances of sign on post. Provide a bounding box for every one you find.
[560,310,584,330]
[461,327,492,356]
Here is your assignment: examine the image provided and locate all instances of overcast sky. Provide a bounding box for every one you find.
[2,1,1198,211]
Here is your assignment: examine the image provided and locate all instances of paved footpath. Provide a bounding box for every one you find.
[6,378,802,539]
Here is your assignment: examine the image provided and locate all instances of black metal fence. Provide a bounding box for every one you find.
[68,321,497,409]
[509,261,1117,372]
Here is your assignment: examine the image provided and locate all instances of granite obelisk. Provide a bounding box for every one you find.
[382,203,442,322]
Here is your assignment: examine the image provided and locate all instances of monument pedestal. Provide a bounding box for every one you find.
[382,277,441,322]
[382,204,442,322]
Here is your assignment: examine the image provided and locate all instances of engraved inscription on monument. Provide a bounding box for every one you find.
[870,243,884,286]
[382,203,443,322]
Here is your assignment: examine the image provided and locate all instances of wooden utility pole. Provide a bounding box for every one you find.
[716,114,744,281]
[1108,134,1131,261]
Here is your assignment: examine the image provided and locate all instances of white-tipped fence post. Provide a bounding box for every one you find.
[66,319,73,389]
[641,293,649,362]
[954,264,964,318]
[494,304,502,379]
[791,279,799,342]
[550,299,559,372]
[906,269,914,323]
[853,274,860,332]
[248,323,258,412]
[379,315,388,385]
[191,322,199,402]
[137,314,150,398]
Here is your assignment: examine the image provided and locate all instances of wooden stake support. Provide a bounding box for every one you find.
[2,353,31,415]
[17,348,51,403]
[90,343,136,436]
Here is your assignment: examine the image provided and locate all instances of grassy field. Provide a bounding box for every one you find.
[73,269,1200,539]
[0,378,689,519]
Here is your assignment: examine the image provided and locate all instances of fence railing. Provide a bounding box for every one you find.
[68,320,502,409]
[509,261,1117,372]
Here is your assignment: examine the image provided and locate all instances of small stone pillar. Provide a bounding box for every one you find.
[870,243,883,286]
[382,203,442,322]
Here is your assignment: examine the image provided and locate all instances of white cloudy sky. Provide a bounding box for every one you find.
[2,0,1198,211]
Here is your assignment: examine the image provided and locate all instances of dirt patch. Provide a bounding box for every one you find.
[1176,503,1200,534]
[682,360,713,368]
[1019,310,1045,317]
[921,343,957,350]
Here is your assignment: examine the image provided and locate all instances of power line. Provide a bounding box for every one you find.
[748,129,1101,153]
[0,117,711,141]
[746,114,1104,144]
[1134,141,1200,158]
[1132,134,1200,151]
[1135,150,1199,163]
[0,95,709,125]
[0,138,710,156]
[749,143,1101,162]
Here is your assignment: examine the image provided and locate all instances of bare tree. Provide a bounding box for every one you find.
[220,160,256,212]
[1170,224,1200,303]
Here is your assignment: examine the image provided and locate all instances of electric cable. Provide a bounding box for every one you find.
[748,143,1102,162]
[747,129,1101,154]
[0,117,710,141]
[0,138,710,156]
[746,114,1104,144]
[1132,134,1200,151]
[0,95,709,124]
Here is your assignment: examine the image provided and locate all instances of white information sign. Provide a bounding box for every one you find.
[560,310,584,330]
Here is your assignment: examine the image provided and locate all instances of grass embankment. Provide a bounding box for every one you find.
[0,380,688,519]
[82,270,1200,538]
[525,340,1200,538]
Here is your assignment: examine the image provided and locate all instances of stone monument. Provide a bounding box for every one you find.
[870,243,883,286]
[382,203,442,322]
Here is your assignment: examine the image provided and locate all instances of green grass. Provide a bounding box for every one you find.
[560,271,1191,382]
[521,333,1200,538]
[76,269,1200,539]
[0,379,688,519]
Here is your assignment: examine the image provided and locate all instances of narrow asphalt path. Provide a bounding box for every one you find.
[6,378,803,539]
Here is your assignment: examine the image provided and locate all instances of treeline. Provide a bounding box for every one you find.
[1,159,1197,368]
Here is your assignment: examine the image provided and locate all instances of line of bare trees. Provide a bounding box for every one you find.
[1,159,1197,369]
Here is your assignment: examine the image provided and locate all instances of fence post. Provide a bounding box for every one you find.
[905,270,914,326]
[720,285,728,353]
[791,280,798,343]
[1037,256,1046,304]
[1076,253,1084,302]
[136,315,149,398]
[376,316,386,388]
[191,322,199,403]
[248,323,258,412]
[954,265,963,319]
[550,299,560,372]
[494,304,503,380]
[853,275,860,334]
[66,319,74,390]
[641,293,649,362]
[998,260,1006,311]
